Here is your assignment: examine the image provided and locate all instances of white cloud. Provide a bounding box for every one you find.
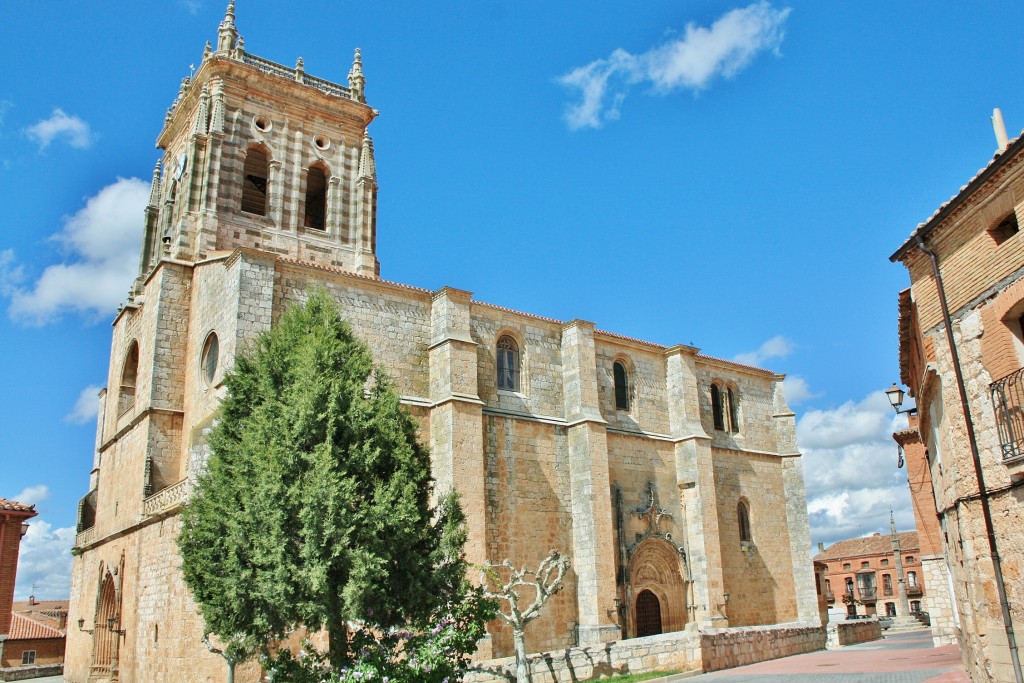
[14,519,75,601]
[782,375,819,405]
[798,391,914,550]
[24,108,94,150]
[0,248,24,295]
[66,385,102,424]
[734,334,795,366]
[6,177,148,325]
[558,2,791,130]
[181,0,202,15]
[11,485,50,506]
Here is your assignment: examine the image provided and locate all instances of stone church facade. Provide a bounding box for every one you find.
[66,5,819,681]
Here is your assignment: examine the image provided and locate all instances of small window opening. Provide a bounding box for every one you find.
[497,336,521,392]
[737,500,752,543]
[119,341,139,415]
[613,360,630,410]
[727,386,740,433]
[241,148,268,216]
[711,384,725,431]
[21,650,36,665]
[991,211,1019,245]
[201,332,219,386]
[304,166,327,230]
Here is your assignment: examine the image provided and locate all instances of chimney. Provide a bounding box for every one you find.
[993,108,1009,153]
[817,542,824,553]
[29,595,36,606]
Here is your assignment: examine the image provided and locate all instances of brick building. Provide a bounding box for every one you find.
[815,531,926,619]
[66,5,820,681]
[0,498,36,671]
[890,111,1024,682]
[0,599,68,670]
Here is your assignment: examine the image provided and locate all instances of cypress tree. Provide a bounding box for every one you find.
[179,291,458,670]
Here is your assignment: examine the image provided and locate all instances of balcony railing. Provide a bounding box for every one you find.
[142,479,190,517]
[992,367,1024,460]
[907,584,923,596]
[857,587,877,601]
[825,587,835,601]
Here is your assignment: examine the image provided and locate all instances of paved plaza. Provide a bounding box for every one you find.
[657,628,968,683]
[23,628,971,683]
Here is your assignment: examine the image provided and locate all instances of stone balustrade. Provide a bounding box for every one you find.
[142,478,190,518]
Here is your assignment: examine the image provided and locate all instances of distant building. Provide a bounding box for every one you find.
[814,532,925,618]
[891,110,1024,682]
[1,599,68,669]
[0,498,37,671]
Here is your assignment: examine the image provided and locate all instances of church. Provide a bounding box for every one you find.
[66,4,820,681]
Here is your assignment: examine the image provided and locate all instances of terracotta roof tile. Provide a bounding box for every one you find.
[0,498,36,514]
[8,612,64,640]
[814,531,919,561]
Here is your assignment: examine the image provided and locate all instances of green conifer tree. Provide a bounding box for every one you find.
[179,291,464,671]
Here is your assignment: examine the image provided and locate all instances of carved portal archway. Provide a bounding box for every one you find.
[626,537,687,638]
[90,557,124,681]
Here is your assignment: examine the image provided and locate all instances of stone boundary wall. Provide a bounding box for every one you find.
[466,623,825,682]
[700,624,825,673]
[826,621,881,649]
[0,664,64,681]
[465,630,701,683]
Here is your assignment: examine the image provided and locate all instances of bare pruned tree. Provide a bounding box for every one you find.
[480,550,571,683]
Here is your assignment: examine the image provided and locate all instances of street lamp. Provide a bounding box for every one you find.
[20,522,29,538]
[885,383,917,415]
[107,616,126,636]
[77,618,94,634]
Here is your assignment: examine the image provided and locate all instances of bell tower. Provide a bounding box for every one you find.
[134,0,380,295]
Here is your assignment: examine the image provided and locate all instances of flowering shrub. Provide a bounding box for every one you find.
[263,589,496,683]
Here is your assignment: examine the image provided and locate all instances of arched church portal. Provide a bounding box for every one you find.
[90,563,123,680]
[627,538,687,638]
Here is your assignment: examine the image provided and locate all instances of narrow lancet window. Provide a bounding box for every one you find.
[497,336,520,392]
[241,148,268,216]
[304,166,327,230]
[711,383,725,431]
[119,341,139,415]
[614,361,630,410]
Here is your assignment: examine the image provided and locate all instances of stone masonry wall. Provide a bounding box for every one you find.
[712,448,798,626]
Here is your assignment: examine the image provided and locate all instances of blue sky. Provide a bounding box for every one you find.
[3,1,1021,599]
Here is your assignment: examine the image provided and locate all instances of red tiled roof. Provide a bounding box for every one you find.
[814,531,919,561]
[8,612,64,640]
[890,130,1024,262]
[0,498,36,514]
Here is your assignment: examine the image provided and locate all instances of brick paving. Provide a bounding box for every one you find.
[653,629,969,683]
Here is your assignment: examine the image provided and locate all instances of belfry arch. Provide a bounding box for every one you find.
[626,537,688,638]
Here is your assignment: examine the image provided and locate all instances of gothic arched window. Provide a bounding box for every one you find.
[304,165,327,230]
[241,147,268,216]
[711,383,725,431]
[119,341,139,415]
[727,386,740,433]
[613,360,630,410]
[497,336,520,392]
[738,500,752,543]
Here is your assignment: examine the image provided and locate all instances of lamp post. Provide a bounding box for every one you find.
[885,383,916,415]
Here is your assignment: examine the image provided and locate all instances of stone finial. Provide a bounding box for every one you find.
[148,161,162,207]
[358,132,376,181]
[295,57,305,82]
[203,41,212,61]
[209,80,226,134]
[235,35,245,58]
[348,48,365,102]
[193,86,211,136]
[217,1,238,53]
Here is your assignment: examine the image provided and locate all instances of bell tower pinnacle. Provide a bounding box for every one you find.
[135,1,381,289]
